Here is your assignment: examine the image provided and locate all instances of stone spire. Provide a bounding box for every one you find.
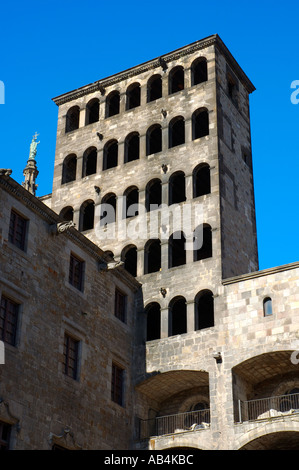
[22,133,39,195]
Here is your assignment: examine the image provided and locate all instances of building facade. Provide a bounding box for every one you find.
[0,173,141,450]
[1,34,299,450]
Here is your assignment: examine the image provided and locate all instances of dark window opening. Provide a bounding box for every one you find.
[111,363,125,406]
[63,333,79,380]
[169,117,185,148]
[62,154,77,184]
[169,297,187,336]
[122,246,137,277]
[169,172,186,205]
[0,421,11,450]
[263,297,273,316]
[147,75,162,102]
[169,67,184,94]
[69,253,84,291]
[125,133,140,163]
[193,224,212,261]
[0,295,19,346]
[169,232,186,268]
[195,290,214,330]
[193,164,211,198]
[146,179,162,211]
[115,289,127,323]
[146,303,161,341]
[106,91,120,118]
[124,187,139,218]
[80,200,94,231]
[9,210,27,251]
[86,99,99,125]
[100,193,116,226]
[59,206,74,222]
[82,147,97,177]
[191,58,208,85]
[227,75,238,105]
[192,109,209,140]
[146,124,162,155]
[144,239,161,274]
[126,83,140,110]
[65,106,80,133]
[103,140,118,170]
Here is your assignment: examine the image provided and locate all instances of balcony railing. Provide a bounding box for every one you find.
[237,392,299,423]
[139,408,210,439]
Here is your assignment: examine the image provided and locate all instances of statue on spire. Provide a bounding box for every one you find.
[22,133,39,195]
[29,132,40,160]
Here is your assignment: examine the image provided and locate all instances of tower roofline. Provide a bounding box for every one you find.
[52,34,255,106]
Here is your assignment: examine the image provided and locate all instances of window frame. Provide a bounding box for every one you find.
[63,333,80,381]
[0,294,19,346]
[111,362,125,407]
[114,288,127,323]
[69,253,85,292]
[0,421,11,450]
[8,209,28,251]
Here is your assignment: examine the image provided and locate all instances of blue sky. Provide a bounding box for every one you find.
[0,0,298,270]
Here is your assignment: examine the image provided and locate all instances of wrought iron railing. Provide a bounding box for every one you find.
[237,392,299,423]
[139,408,210,439]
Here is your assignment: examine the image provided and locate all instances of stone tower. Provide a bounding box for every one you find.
[49,34,258,340]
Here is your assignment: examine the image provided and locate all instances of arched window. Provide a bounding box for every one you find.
[169,66,184,94]
[100,193,117,226]
[121,245,137,277]
[195,290,214,330]
[146,302,161,341]
[169,296,187,336]
[124,132,140,163]
[191,57,208,86]
[192,108,209,140]
[145,179,162,211]
[126,83,140,110]
[124,186,139,218]
[193,224,212,261]
[103,140,118,170]
[106,91,120,118]
[193,164,211,198]
[144,239,161,274]
[169,231,186,268]
[263,297,273,316]
[82,147,97,177]
[62,154,77,184]
[59,206,74,222]
[169,171,186,205]
[79,200,95,231]
[147,74,162,102]
[169,116,185,148]
[146,124,162,155]
[85,98,99,125]
[65,106,80,133]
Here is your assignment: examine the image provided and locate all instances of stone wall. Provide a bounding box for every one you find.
[0,175,140,450]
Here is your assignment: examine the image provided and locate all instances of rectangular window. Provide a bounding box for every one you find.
[69,254,84,291]
[0,421,11,450]
[63,334,79,380]
[0,296,19,346]
[111,363,125,407]
[115,289,127,323]
[8,210,27,251]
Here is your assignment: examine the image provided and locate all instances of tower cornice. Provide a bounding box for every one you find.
[52,35,255,107]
